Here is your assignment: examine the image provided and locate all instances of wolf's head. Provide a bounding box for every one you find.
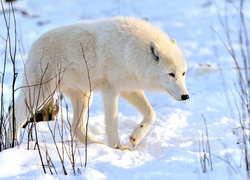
[123,18,189,101]
[143,39,189,101]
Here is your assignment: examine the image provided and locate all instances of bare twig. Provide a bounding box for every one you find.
[212,0,250,178]
[0,0,19,150]
[24,98,46,174]
[202,115,213,171]
[46,118,67,175]
[79,42,92,167]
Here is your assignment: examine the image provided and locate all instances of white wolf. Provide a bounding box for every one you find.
[12,17,189,150]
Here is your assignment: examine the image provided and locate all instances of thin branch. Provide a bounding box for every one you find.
[79,42,92,167]
[202,114,213,171]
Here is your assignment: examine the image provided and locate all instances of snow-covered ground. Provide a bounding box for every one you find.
[1,0,250,179]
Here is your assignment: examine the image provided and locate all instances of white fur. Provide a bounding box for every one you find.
[12,17,189,150]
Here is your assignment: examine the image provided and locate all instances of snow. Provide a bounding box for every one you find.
[1,0,250,179]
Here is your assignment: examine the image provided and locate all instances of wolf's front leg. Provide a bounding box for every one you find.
[102,84,130,150]
[121,91,156,147]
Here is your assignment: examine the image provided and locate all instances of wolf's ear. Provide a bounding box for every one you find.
[149,42,159,62]
[171,39,177,45]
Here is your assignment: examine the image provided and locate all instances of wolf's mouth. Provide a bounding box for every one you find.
[165,89,183,101]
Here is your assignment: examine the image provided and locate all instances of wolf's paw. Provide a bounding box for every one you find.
[129,126,145,147]
[114,144,130,151]
[129,122,151,147]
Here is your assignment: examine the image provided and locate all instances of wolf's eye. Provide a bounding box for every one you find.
[182,72,185,76]
[169,73,175,78]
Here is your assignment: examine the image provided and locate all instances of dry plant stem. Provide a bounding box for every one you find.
[24,62,51,174]
[232,85,249,141]
[57,96,77,174]
[202,115,213,171]
[239,0,250,99]
[0,1,6,151]
[60,100,72,161]
[9,0,17,148]
[68,99,81,175]
[80,42,92,167]
[198,133,202,171]
[77,140,83,167]
[27,123,34,150]
[58,95,83,175]
[56,118,67,173]
[0,0,8,151]
[46,64,70,175]
[32,61,68,175]
[201,134,207,173]
[4,0,18,147]
[60,110,65,168]
[46,119,67,175]
[198,115,213,174]
[45,149,54,175]
[213,0,250,177]
[25,99,46,174]
[43,63,82,175]
[211,154,238,175]
[0,0,17,149]
[230,1,250,177]
[198,133,206,173]
[77,167,82,175]
[41,134,58,175]
[65,99,81,174]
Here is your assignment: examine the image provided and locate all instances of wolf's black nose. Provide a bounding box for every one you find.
[181,94,189,100]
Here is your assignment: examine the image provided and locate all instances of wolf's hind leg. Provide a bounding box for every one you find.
[68,90,99,144]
